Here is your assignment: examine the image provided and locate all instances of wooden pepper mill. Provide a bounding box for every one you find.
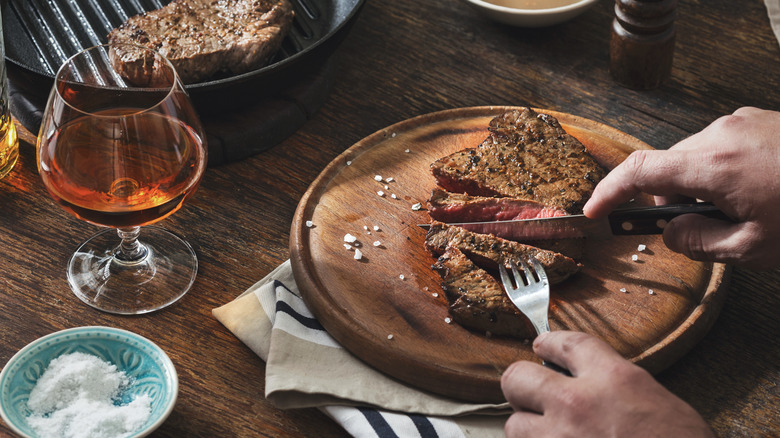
[610,0,677,90]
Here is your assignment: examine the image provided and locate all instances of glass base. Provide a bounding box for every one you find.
[67,226,197,315]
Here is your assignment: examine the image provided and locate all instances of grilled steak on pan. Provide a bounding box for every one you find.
[430,107,607,214]
[425,222,581,286]
[108,0,295,84]
[433,246,536,339]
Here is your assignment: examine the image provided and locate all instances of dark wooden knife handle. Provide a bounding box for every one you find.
[607,203,732,235]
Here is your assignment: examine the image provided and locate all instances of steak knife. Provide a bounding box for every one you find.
[418,203,731,240]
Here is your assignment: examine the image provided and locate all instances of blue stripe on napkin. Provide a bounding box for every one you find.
[358,407,400,438]
[275,299,326,331]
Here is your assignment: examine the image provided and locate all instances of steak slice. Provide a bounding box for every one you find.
[427,188,567,223]
[430,108,607,213]
[425,222,581,285]
[432,246,535,339]
[108,0,294,84]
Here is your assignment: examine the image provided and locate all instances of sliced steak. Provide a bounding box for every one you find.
[430,108,607,213]
[108,0,294,84]
[425,222,581,285]
[432,246,535,339]
[427,188,567,223]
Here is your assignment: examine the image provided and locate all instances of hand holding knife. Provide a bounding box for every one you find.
[418,203,732,241]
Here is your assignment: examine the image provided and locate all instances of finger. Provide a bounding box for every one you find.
[501,360,562,414]
[663,214,756,264]
[504,411,544,438]
[654,194,696,206]
[532,331,624,376]
[583,149,688,218]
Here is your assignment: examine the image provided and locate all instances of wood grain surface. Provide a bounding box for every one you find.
[2,0,779,436]
[290,107,729,402]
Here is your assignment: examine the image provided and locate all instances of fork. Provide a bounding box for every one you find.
[499,257,571,376]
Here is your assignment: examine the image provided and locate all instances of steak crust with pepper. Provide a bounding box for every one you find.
[430,107,606,213]
[425,222,581,285]
[432,246,536,339]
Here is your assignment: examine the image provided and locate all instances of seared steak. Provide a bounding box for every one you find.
[433,246,535,339]
[425,222,581,285]
[108,0,294,84]
[430,108,607,213]
[427,188,567,223]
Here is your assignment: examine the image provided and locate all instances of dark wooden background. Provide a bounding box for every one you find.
[2,0,778,436]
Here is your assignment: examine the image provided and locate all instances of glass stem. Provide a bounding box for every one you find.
[114,227,148,263]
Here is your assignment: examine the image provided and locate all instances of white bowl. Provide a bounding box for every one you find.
[463,0,599,27]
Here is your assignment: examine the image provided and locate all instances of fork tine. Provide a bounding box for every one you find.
[498,263,512,289]
[530,256,548,285]
[509,260,526,286]
[518,258,534,284]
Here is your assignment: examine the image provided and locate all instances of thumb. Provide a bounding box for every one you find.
[663,214,749,263]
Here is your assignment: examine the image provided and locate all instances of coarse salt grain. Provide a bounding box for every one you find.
[354,249,363,260]
[344,244,353,250]
[387,334,394,340]
[384,185,389,190]
[399,274,405,280]
[373,241,381,247]
[411,203,422,211]
[25,352,152,438]
[649,289,655,295]
[373,226,380,231]
[631,254,639,262]
[305,220,314,228]
[404,149,410,153]
[386,177,394,182]
[444,317,452,324]
[377,191,385,197]
[432,292,438,297]
[391,194,398,199]
[344,233,357,243]
[637,244,647,252]
[346,160,352,165]
[619,288,627,293]
[374,175,383,181]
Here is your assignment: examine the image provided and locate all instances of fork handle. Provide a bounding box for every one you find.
[542,360,572,376]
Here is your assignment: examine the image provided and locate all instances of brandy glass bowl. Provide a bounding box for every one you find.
[36,44,208,314]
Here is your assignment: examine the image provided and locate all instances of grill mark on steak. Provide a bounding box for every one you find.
[432,246,535,339]
[108,0,294,84]
[425,222,581,285]
[427,188,568,223]
[430,108,607,213]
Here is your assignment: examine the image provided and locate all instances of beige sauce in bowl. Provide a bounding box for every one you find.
[484,0,582,9]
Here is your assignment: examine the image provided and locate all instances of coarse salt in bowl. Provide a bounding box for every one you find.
[0,326,178,438]
[463,0,599,27]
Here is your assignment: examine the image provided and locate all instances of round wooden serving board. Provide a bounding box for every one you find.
[289,106,730,403]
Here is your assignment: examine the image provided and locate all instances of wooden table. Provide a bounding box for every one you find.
[2,0,778,436]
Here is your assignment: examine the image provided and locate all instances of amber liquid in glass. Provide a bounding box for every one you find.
[39,109,206,228]
[0,108,18,179]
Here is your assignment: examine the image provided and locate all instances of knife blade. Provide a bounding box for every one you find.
[417,203,731,240]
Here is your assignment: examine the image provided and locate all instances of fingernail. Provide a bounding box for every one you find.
[533,332,549,347]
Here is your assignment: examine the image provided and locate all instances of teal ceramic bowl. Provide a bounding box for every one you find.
[0,326,178,438]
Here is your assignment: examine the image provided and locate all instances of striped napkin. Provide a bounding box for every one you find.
[212,260,509,438]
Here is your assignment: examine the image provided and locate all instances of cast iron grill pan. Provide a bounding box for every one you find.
[2,0,364,114]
